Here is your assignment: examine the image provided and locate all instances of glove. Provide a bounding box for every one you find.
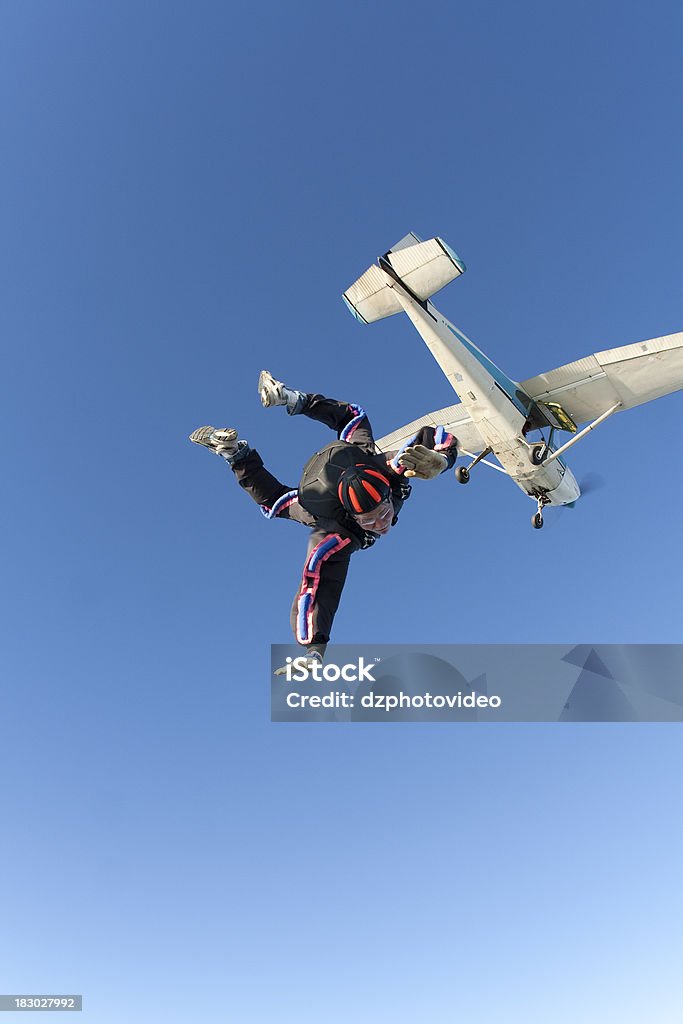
[398,445,448,480]
[274,652,324,677]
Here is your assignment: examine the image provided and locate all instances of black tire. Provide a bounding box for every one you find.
[455,466,470,484]
[530,443,547,466]
[532,512,544,529]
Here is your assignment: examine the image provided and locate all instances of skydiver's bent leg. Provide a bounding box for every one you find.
[259,372,375,449]
[299,394,376,451]
[231,448,315,525]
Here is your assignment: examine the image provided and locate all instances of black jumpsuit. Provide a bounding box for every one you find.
[231,394,458,656]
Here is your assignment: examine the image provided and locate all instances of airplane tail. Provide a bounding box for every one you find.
[342,233,465,324]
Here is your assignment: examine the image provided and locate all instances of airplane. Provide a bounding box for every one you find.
[342,233,683,528]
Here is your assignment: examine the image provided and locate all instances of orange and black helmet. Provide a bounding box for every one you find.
[337,464,392,514]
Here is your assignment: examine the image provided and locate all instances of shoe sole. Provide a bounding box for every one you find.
[189,426,238,454]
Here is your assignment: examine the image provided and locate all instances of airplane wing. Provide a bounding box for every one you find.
[521,332,683,425]
[376,403,486,455]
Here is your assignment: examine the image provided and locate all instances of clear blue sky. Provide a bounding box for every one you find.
[1,2,681,1022]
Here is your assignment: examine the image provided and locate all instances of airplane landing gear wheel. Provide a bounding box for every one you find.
[454,447,492,485]
[532,512,544,529]
[530,443,547,466]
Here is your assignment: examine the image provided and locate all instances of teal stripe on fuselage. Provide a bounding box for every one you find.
[444,319,568,470]
[444,321,529,417]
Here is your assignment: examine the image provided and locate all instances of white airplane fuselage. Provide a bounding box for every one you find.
[387,276,581,507]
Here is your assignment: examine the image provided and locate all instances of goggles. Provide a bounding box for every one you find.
[353,499,394,530]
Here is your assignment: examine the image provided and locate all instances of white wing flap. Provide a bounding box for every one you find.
[522,332,683,424]
[376,403,485,456]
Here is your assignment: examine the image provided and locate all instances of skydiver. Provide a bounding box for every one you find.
[190,371,458,667]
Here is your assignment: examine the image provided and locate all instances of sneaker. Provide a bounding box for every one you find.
[258,370,288,408]
[189,426,240,458]
[258,370,307,414]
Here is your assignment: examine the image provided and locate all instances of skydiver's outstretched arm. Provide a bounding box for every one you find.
[386,425,459,478]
